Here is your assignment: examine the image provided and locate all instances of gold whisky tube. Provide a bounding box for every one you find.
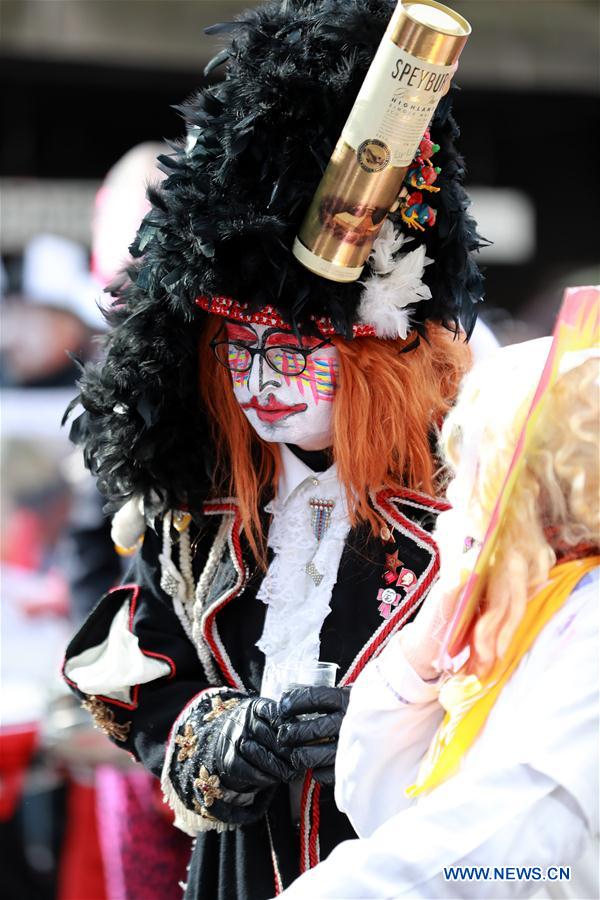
[293,0,471,283]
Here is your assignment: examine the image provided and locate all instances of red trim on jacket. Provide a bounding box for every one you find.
[339,488,442,687]
[63,583,176,711]
[299,487,445,872]
[200,502,248,690]
[199,489,444,877]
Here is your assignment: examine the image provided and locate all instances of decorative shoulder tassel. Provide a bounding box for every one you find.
[111,495,145,555]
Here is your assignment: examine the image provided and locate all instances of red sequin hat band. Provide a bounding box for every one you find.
[195,295,376,338]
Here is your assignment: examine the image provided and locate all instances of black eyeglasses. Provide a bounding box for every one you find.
[210,338,331,377]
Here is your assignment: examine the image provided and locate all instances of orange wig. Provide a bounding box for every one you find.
[199,317,471,564]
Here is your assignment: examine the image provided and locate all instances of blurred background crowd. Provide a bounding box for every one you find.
[0,1,598,898]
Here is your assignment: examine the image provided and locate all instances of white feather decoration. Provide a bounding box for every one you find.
[368,218,411,274]
[359,222,433,340]
[111,495,145,551]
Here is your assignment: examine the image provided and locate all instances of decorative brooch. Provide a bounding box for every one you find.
[194,765,224,809]
[174,722,198,762]
[309,498,335,542]
[81,695,131,742]
[377,550,418,620]
[305,497,336,587]
[383,550,402,583]
[377,587,401,620]
[172,510,192,533]
[202,694,241,723]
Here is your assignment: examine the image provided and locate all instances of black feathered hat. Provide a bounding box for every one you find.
[69,0,484,516]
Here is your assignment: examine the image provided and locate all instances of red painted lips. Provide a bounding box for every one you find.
[241,394,308,424]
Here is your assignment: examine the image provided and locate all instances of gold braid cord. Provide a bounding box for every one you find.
[81,695,131,742]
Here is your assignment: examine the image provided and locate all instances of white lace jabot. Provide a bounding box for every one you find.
[258,444,351,700]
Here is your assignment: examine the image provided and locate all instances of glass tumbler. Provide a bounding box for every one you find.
[262,660,339,825]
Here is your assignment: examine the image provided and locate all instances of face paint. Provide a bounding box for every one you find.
[297,355,338,403]
[225,322,339,450]
[228,343,251,388]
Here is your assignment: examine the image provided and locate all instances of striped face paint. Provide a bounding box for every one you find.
[294,354,338,403]
[225,322,339,450]
[228,343,251,388]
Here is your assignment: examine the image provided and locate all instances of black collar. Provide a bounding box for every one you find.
[285,443,332,473]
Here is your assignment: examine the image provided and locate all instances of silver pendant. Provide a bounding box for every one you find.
[305,561,324,586]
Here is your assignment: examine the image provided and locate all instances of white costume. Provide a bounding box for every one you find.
[279,569,599,899]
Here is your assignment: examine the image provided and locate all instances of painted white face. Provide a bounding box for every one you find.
[224,322,339,450]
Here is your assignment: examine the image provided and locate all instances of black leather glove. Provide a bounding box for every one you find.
[277,686,351,786]
[214,696,296,793]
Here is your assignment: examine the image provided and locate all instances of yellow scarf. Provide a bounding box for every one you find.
[407,556,600,799]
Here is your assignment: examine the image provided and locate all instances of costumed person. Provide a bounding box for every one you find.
[277,296,600,899]
[62,1,486,897]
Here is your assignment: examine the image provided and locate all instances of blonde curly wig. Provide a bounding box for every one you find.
[435,338,599,677]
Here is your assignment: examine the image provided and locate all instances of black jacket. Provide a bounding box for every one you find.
[64,488,447,899]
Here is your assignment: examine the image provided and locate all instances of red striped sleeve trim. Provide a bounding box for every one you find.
[63,583,176,711]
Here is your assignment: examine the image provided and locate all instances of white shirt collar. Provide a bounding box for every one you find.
[278,443,337,505]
